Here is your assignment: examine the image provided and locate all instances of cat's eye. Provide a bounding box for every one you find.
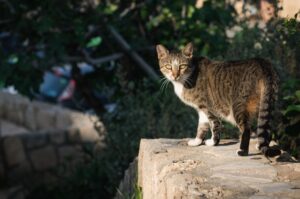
[164,64,172,69]
[179,64,187,69]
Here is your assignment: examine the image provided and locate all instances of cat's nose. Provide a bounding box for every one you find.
[172,71,179,80]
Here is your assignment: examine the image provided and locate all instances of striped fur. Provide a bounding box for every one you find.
[157,43,281,157]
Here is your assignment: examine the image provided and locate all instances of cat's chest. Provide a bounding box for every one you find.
[172,81,198,110]
[173,81,184,97]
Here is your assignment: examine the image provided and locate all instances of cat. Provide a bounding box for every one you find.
[156,42,281,157]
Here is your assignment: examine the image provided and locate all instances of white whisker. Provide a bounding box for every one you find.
[159,77,170,95]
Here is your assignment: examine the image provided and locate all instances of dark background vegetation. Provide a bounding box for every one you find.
[0,0,299,198]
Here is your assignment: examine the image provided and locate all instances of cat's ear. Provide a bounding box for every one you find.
[182,42,193,58]
[156,44,169,59]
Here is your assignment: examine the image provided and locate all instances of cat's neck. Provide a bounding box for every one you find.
[171,56,208,88]
[182,57,201,89]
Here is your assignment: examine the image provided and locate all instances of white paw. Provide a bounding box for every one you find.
[205,139,215,146]
[255,144,260,151]
[188,138,203,146]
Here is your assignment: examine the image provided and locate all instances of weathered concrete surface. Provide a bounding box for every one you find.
[138,138,300,199]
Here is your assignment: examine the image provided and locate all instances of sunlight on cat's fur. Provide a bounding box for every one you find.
[156,42,281,157]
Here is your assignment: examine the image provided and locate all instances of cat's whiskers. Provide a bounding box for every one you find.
[160,77,170,94]
[163,79,170,93]
[159,77,166,91]
[159,76,167,83]
[183,75,192,86]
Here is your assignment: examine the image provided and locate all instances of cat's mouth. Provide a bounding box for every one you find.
[167,75,181,82]
[169,74,188,83]
[172,76,181,81]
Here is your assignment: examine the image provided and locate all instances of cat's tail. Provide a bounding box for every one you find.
[256,60,281,157]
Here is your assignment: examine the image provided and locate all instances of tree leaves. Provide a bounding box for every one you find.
[86,36,102,48]
[284,104,300,117]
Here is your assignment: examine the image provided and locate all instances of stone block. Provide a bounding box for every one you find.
[77,126,101,143]
[3,137,26,167]
[115,159,137,199]
[138,139,300,199]
[50,132,66,145]
[24,101,56,130]
[0,120,30,136]
[30,146,57,171]
[7,160,32,182]
[58,145,84,164]
[0,91,12,118]
[56,109,106,143]
[67,127,82,143]
[69,113,105,143]
[24,106,37,130]
[31,101,53,110]
[55,108,72,130]
[6,95,30,126]
[35,108,57,130]
[25,134,48,149]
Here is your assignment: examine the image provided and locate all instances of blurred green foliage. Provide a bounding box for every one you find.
[0,0,236,96]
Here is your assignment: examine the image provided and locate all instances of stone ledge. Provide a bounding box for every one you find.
[138,138,300,199]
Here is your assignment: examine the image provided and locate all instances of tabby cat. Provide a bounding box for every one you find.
[156,42,281,157]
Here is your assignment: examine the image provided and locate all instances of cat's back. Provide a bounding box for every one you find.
[199,57,278,83]
[195,57,278,115]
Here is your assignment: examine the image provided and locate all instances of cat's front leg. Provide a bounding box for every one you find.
[188,111,209,146]
[188,123,209,146]
[205,113,222,146]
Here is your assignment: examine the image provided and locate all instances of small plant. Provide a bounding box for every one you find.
[277,82,300,158]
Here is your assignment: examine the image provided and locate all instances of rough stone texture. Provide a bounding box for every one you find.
[24,134,48,149]
[69,113,104,142]
[55,109,72,130]
[115,159,138,199]
[0,93,30,127]
[30,146,57,171]
[0,92,13,118]
[23,106,37,131]
[0,91,106,189]
[3,137,26,167]
[7,161,32,183]
[6,95,30,126]
[67,127,82,143]
[0,120,29,136]
[50,132,66,144]
[138,138,300,199]
[35,108,57,131]
[58,145,84,164]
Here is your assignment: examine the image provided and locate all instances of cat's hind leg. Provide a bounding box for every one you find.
[205,113,222,146]
[236,126,250,156]
[234,108,251,156]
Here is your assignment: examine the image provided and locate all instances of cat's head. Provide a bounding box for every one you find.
[156,43,194,82]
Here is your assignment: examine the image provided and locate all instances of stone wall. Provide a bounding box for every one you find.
[138,138,300,199]
[114,159,138,199]
[0,92,106,137]
[0,91,106,186]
